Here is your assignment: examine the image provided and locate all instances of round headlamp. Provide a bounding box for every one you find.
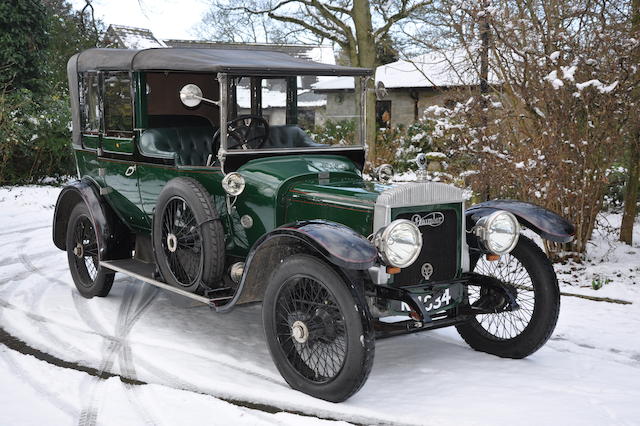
[373,219,423,268]
[221,172,245,196]
[474,210,520,255]
[376,164,394,183]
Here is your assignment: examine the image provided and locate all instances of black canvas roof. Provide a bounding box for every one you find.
[71,48,371,76]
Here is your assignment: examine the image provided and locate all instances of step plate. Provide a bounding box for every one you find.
[100,259,213,306]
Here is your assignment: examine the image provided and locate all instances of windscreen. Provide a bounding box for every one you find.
[226,75,364,151]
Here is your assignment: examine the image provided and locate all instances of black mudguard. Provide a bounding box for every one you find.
[218,220,377,312]
[466,199,575,243]
[52,179,132,260]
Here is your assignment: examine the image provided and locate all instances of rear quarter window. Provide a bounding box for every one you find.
[103,72,133,136]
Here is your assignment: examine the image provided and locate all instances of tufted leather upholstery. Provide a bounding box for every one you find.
[140,126,216,166]
[264,125,327,149]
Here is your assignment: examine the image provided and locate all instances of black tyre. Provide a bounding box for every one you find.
[153,177,225,292]
[262,254,375,402]
[66,203,115,298]
[456,235,560,358]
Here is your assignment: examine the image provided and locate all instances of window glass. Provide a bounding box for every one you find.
[376,100,392,129]
[228,75,364,150]
[104,72,133,134]
[80,73,100,133]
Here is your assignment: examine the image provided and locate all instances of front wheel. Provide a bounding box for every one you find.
[262,254,375,402]
[456,235,560,358]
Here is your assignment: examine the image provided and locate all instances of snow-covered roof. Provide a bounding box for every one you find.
[236,87,326,109]
[313,47,498,90]
[103,25,167,49]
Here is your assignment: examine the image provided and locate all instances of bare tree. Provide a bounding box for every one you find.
[199,0,433,167]
[409,0,636,257]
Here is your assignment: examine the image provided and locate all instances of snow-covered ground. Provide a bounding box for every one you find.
[1,185,638,425]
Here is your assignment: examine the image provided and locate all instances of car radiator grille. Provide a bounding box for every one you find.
[392,207,460,286]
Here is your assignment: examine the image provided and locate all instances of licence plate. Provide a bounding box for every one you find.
[393,283,464,315]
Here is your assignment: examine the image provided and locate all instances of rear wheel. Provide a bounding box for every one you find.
[66,203,114,298]
[456,235,560,358]
[262,254,374,402]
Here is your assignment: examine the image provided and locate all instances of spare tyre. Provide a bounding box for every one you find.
[153,177,225,293]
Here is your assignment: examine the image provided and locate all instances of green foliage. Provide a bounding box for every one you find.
[0,0,49,93]
[42,0,102,92]
[375,33,400,65]
[0,88,73,184]
[0,0,100,185]
[375,121,437,171]
[591,275,612,290]
[311,120,357,146]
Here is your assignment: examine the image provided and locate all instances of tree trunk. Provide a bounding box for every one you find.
[479,0,491,200]
[620,0,640,245]
[620,135,639,244]
[352,0,378,168]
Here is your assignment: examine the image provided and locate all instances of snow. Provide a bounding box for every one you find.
[1,185,639,425]
[544,70,565,89]
[576,79,619,93]
[235,87,326,109]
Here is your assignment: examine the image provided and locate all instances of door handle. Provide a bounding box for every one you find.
[124,165,137,177]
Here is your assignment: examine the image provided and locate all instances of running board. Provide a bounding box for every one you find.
[100,259,222,307]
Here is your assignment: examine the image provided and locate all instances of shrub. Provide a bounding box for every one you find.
[0,88,74,184]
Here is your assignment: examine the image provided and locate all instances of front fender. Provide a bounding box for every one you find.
[52,179,131,260]
[217,220,377,312]
[466,200,575,243]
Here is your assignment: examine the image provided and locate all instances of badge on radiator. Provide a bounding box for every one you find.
[411,212,445,227]
[421,262,434,280]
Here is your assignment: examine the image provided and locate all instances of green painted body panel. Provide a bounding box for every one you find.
[75,151,386,258]
[102,136,134,154]
[284,179,389,236]
[82,134,99,150]
[233,155,380,253]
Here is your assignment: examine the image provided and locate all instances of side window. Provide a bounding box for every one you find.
[103,72,133,136]
[80,72,101,134]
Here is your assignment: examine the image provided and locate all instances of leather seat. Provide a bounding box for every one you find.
[265,125,327,149]
[140,126,216,166]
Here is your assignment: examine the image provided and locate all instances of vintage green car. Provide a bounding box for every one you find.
[53,48,575,402]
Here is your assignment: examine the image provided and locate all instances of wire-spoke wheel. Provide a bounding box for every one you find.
[456,235,560,358]
[470,253,535,339]
[153,178,225,293]
[160,197,203,287]
[263,254,374,402]
[66,203,114,298]
[275,276,347,383]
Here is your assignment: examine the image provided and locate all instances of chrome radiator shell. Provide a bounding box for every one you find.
[373,182,470,272]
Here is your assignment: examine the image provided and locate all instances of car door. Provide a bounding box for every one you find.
[98,71,149,230]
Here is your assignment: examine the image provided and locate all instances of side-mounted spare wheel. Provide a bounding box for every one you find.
[66,202,115,298]
[153,177,225,293]
[262,254,375,402]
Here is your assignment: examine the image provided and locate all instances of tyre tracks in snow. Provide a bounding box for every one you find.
[0,233,400,425]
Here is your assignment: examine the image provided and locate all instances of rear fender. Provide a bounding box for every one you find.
[465,200,575,244]
[218,220,377,312]
[52,179,132,260]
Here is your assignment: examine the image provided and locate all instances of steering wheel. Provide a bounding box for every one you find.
[212,115,270,151]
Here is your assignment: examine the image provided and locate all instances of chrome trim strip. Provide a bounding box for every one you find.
[461,200,470,272]
[373,182,465,231]
[298,191,375,207]
[101,261,213,306]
